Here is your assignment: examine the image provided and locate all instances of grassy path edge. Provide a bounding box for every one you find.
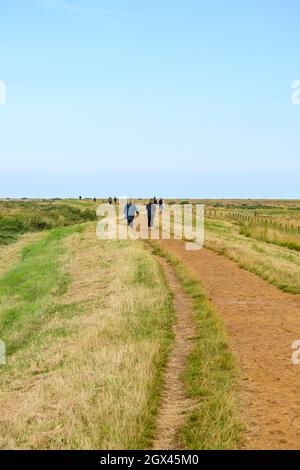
[147,241,244,450]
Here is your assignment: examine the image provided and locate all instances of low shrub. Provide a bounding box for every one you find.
[0,202,96,245]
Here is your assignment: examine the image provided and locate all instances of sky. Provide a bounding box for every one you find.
[0,0,300,198]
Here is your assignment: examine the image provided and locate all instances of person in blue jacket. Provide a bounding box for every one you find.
[124,199,139,227]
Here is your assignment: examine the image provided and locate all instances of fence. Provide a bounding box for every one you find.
[203,208,300,234]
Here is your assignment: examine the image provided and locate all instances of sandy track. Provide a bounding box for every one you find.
[152,255,196,450]
[156,239,300,450]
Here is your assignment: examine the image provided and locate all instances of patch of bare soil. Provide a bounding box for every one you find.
[152,255,196,450]
[157,239,300,450]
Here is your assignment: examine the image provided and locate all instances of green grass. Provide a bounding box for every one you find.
[240,223,300,252]
[148,241,243,450]
[0,224,85,356]
[0,200,96,245]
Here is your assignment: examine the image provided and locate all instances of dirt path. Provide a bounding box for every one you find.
[156,239,300,450]
[152,255,196,450]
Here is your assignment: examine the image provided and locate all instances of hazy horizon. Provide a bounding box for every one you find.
[1,169,300,199]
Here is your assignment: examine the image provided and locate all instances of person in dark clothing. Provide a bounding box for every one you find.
[94,197,97,203]
[108,197,113,205]
[146,199,156,228]
[79,196,82,201]
[124,199,139,227]
[153,197,158,205]
[114,197,117,205]
[159,198,164,213]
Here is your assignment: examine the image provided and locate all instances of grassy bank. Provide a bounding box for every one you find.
[204,218,300,294]
[0,232,44,279]
[0,200,96,245]
[0,224,174,449]
[148,241,242,450]
[240,222,300,252]
[169,207,300,294]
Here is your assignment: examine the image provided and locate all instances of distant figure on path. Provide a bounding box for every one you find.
[146,199,156,228]
[153,197,158,205]
[159,198,164,213]
[124,199,139,227]
[79,196,82,201]
[94,197,97,203]
[108,197,113,205]
[114,197,117,205]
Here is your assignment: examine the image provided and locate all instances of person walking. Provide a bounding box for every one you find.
[146,199,156,228]
[159,198,164,213]
[114,197,117,205]
[153,197,158,205]
[108,196,113,205]
[124,199,139,227]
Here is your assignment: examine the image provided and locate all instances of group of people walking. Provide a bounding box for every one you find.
[78,195,164,229]
[108,197,118,205]
[124,198,164,228]
[79,196,118,204]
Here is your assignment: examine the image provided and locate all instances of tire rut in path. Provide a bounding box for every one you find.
[152,256,196,450]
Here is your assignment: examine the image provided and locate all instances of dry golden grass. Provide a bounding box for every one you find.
[0,224,173,449]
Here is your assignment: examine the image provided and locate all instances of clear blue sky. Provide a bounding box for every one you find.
[0,0,300,198]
